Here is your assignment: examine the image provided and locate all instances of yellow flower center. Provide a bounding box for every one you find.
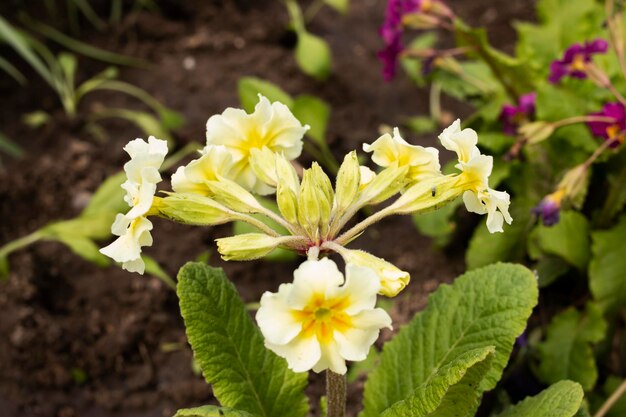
[606,124,622,140]
[570,54,587,72]
[293,294,353,344]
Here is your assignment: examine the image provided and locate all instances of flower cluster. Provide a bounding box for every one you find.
[100,95,510,374]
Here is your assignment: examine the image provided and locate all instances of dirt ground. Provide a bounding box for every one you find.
[0,1,535,416]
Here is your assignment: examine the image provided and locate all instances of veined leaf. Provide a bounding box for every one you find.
[291,95,330,146]
[238,77,294,113]
[295,30,331,81]
[177,263,308,417]
[589,215,626,314]
[174,405,255,417]
[381,347,495,417]
[360,263,538,417]
[494,380,584,417]
[535,304,607,391]
[527,211,590,270]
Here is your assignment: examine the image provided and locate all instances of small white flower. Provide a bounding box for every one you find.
[463,188,512,233]
[206,95,308,195]
[438,119,480,164]
[363,128,441,182]
[122,137,168,219]
[171,145,234,196]
[438,120,512,233]
[100,136,167,274]
[100,214,153,274]
[256,258,392,374]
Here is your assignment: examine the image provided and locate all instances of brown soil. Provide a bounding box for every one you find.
[0,1,534,416]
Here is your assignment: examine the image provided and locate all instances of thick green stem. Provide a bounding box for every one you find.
[0,231,44,258]
[326,370,346,417]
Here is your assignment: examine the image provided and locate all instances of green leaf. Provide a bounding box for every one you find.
[143,255,176,289]
[82,172,127,216]
[295,30,331,81]
[0,255,9,280]
[177,263,308,417]
[92,108,173,144]
[291,95,330,146]
[53,235,110,267]
[478,132,516,154]
[494,380,584,417]
[466,199,533,269]
[237,77,294,113]
[535,256,570,287]
[0,16,54,87]
[535,304,607,391]
[527,211,590,270]
[42,213,117,241]
[589,215,626,313]
[0,130,24,158]
[347,346,380,384]
[380,347,495,417]
[405,116,437,135]
[361,263,538,417]
[24,18,150,68]
[412,199,461,247]
[323,0,348,14]
[0,55,26,85]
[454,22,535,97]
[173,405,256,417]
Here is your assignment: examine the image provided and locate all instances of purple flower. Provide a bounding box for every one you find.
[378,0,421,81]
[587,102,626,147]
[500,92,537,135]
[548,39,609,84]
[533,191,564,226]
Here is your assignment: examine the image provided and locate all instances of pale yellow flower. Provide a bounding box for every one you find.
[363,127,440,182]
[256,258,391,374]
[205,95,308,195]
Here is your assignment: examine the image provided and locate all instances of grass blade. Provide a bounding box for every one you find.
[71,0,106,31]
[0,131,24,158]
[0,55,27,85]
[23,18,151,68]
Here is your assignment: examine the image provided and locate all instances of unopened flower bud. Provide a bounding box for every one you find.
[359,166,376,189]
[158,194,234,226]
[310,163,333,234]
[520,121,555,144]
[298,169,322,239]
[334,151,361,217]
[389,175,460,215]
[249,147,279,189]
[207,177,264,213]
[277,183,299,224]
[216,233,295,261]
[360,163,409,205]
[332,246,410,297]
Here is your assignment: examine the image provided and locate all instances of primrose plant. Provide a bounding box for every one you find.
[99,95,584,416]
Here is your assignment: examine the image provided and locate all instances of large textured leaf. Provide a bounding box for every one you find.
[361,263,538,417]
[381,347,495,417]
[495,380,584,417]
[589,215,626,313]
[528,211,590,270]
[173,405,255,417]
[535,304,606,391]
[177,263,308,417]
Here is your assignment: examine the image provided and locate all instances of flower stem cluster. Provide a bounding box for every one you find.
[99,95,510,374]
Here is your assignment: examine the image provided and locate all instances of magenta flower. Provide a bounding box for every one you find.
[378,0,421,81]
[548,39,609,84]
[587,102,626,148]
[500,92,537,135]
[533,191,563,226]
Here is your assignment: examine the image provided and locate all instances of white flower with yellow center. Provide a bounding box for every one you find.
[363,127,441,182]
[100,136,168,274]
[438,119,512,233]
[256,258,392,374]
[171,145,234,196]
[205,95,309,195]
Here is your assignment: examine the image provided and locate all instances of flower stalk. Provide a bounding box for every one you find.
[326,370,347,417]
